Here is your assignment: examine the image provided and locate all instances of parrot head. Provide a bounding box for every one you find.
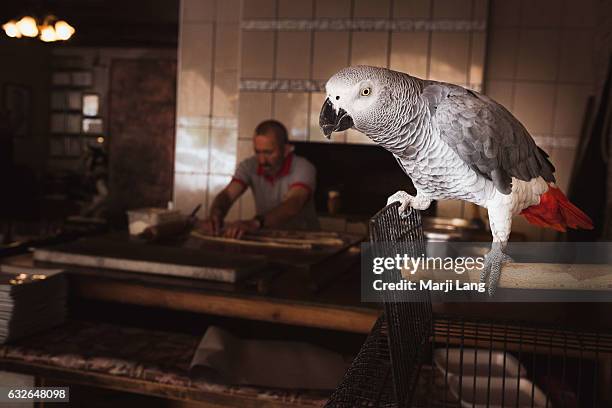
[319,65,408,139]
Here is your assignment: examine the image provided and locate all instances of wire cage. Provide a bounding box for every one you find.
[325,203,612,408]
[326,203,432,408]
[425,316,612,407]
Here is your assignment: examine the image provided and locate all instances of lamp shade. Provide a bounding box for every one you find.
[40,24,57,42]
[54,20,75,40]
[16,16,38,37]
[2,20,21,38]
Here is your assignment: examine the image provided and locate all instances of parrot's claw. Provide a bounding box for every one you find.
[387,191,413,219]
[480,244,513,296]
[399,207,413,219]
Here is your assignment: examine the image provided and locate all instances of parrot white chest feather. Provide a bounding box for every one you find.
[394,128,496,205]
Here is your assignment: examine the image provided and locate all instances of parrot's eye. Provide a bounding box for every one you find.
[360,87,371,96]
[335,96,340,100]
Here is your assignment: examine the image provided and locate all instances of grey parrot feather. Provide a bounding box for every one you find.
[423,82,556,194]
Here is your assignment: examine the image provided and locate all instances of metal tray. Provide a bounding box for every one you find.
[434,348,526,378]
[448,375,548,408]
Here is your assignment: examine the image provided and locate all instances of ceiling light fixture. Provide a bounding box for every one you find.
[16,16,39,37]
[3,15,74,42]
[54,20,75,40]
[39,24,57,42]
[2,21,21,38]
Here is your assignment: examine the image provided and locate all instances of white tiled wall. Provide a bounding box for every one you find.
[485,0,597,240]
[238,92,273,139]
[237,0,489,220]
[239,0,489,147]
[174,0,598,236]
[485,0,595,240]
[173,0,488,221]
[389,32,430,78]
[174,0,242,220]
[274,92,310,141]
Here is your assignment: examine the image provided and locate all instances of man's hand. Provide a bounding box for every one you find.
[199,180,248,236]
[197,213,223,236]
[223,219,260,239]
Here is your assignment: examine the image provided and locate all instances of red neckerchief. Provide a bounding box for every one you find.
[257,153,293,183]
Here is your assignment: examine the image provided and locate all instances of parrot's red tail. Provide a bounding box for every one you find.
[520,185,593,232]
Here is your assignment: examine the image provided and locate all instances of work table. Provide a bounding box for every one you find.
[0,320,330,407]
[2,231,380,334]
[0,231,378,407]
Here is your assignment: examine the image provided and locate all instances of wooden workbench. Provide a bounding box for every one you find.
[2,232,381,334]
[0,232,379,407]
[30,232,379,332]
[0,320,330,407]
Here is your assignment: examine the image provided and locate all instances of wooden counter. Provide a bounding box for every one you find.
[1,232,381,335]
[0,231,378,407]
[71,275,379,334]
[0,320,329,407]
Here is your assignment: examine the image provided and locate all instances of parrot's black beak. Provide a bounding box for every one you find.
[319,98,354,139]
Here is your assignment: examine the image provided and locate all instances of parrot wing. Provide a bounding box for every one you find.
[422,82,555,194]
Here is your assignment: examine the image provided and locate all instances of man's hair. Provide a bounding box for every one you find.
[254,120,288,146]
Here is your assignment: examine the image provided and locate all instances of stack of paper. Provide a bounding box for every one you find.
[0,271,67,343]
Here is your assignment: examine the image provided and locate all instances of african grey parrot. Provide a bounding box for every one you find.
[319,65,593,295]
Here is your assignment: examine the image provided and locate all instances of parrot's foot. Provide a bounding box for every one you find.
[387,191,413,219]
[480,244,513,296]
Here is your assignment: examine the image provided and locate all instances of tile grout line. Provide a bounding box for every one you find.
[206,1,219,214]
[385,0,395,69]
[306,0,317,142]
[172,0,187,207]
[344,0,356,144]
[240,18,488,32]
[425,0,435,81]
[270,0,280,118]
[549,0,568,242]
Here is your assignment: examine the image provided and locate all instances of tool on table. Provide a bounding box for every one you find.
[138,204,202,242]
[187,203,202,225]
